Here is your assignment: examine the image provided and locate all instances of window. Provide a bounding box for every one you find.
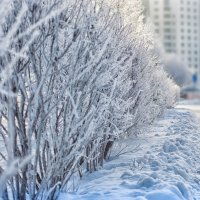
[164,7,170,11]
[164,28,171,33]
[164,14,171,18]
[164,28,171,32]
[164,42,172,47]
[164,21,171,25]
[165,35,171,39]
[166,49,172,53]
[164,0,170,6]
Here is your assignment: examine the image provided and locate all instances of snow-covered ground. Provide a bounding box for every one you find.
[59,104,200,200]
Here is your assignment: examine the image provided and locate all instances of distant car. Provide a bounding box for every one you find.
[181,86,200,99]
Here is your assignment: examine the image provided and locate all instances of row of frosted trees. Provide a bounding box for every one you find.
[0,0,179,199]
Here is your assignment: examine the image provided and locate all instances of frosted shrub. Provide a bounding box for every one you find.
[0,0,178,199]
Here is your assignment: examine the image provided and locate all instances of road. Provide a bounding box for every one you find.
[176,103,200,119]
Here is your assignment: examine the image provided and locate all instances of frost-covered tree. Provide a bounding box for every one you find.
[0,0,178,199]
[164,54,192,87]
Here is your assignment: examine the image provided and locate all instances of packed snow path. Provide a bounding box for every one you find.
[59,105,200,200]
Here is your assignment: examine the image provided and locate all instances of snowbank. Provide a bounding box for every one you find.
[58,107,200,200]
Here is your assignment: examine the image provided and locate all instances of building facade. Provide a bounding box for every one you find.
[143,0,200,74]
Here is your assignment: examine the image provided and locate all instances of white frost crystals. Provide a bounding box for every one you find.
[0,0,178,199]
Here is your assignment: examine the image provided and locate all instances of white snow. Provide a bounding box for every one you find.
[58,104,200,200]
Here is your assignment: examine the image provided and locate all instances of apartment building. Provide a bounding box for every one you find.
[143,0,200,73]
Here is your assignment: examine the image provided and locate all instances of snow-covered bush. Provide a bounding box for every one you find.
[0,1,39,198]
[0,0,178,199]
